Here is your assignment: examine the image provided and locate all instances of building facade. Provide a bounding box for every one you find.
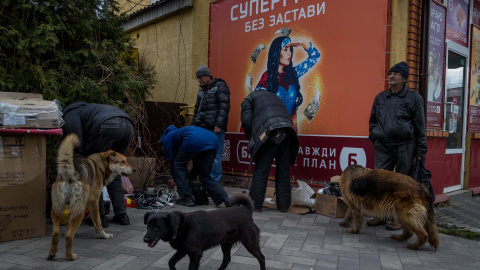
[120,0,480,201]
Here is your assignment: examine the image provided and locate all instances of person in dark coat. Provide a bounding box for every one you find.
[241,90,299,212]
[367,61,428,231]
[159,125,230,207]
[192,65,230,183]
[62,102,134,227]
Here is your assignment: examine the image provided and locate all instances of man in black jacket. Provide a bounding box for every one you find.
[241,90,299,212]
[62,102,134,227]
[368,61,428,230]
[192,65,230,183]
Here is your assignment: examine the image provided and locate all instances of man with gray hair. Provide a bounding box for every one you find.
[367,61,428,231]
[192,65,230,182]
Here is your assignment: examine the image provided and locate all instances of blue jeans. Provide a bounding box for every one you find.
[211,129,225,182]
[174,149,229,206]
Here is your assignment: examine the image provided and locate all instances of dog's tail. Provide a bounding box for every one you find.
[228,193,253,211]
[56,133,81,181]
[425,203,439,250]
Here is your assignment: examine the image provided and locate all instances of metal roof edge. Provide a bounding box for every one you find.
[122,0,193,32]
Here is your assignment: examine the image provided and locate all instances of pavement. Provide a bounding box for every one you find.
[1,188,480,270]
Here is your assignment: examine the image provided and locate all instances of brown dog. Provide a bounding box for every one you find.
[338,165,439,250]
[143,193,266,270]
[47,134,135,261]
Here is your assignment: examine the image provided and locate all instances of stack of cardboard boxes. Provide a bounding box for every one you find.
[0,92,63,242]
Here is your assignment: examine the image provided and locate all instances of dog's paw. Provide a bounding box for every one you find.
[346,228,359,234]
[391,234,409,242]
[66,253,77,261]
[102,233,113,239]
[339,221,349,227]
[46,254,55,260]
[407,243,420,250]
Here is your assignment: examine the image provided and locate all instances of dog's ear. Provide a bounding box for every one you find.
[144,211,153,225]
[109,150,117,159]
[167,212,181,239]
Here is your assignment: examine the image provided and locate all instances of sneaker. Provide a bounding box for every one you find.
[366,218,385,227]
[176,196,195,207]
[85,216,108,228]
[112,214,130,225]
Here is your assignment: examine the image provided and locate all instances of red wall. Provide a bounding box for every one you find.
[426,138,462,194]
[469,139,480,188]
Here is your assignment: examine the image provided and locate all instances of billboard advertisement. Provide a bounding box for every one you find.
[469,26,480,131]
[446,0,470,46]
[426,0,446,128]
[210,0,388,181]
[473,0,480,27]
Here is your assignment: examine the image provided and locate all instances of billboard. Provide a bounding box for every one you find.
[469,26,480,131]
[426,0,446,128]
[210,0,388,180]
[446,0,470,46]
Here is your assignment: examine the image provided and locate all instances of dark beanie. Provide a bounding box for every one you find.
[196,65,212,77]
[389,61,409,79]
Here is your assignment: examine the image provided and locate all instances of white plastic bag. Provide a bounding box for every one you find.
[291,180,316,207]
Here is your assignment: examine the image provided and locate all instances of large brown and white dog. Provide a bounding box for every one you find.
[338,165,439,250]
[47,134,135,261]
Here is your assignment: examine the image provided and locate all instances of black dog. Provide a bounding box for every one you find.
[143,193,266,270]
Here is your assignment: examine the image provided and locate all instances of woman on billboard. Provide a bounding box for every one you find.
[255,36,320,128]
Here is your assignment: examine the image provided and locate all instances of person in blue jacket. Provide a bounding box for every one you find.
[159,125,230,207]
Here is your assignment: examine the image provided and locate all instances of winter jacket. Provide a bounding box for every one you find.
[192,78,230,131]
[369,87,428,157]
[241,90,299,164]
[159,125,219,163]
[62,101,133,144]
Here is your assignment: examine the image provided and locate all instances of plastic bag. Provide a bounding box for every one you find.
[291,180,316,207]
[411,160,435,202]
[121,176,134,194]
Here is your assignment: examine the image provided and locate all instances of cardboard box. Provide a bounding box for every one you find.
[263,187,314,214]
[0,133,46,242]
[0,94,63,129]
[314,193,348,218]
[126,157,157,191]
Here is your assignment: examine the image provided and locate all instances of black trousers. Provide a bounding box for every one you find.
[173,149,229,206]
[374,142,415,175]
[249,135,293,210]
[83,117,134,217]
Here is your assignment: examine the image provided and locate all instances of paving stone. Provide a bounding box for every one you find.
[281,235,307,251]
[379,250,402,269]
[3,189,480,270]
[264,253,316,266]
[90,254,136,270]
[338,256,360,270]
[397,249,422,266]
[301,243,359,259]
[116,250,168,270]
[278,248,339,262]
[359,253,382,270]
[314,259,338,270]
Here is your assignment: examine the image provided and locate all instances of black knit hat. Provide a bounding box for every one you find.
[389,61,409,80]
